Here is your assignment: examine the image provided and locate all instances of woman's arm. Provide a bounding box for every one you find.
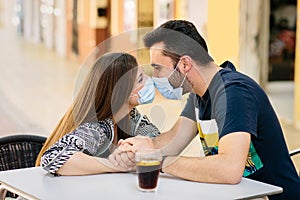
[56,152,129,176]
[41,121,121,175]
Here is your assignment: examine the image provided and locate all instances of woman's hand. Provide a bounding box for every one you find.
[109,136,155,168]
[96,156,135,172]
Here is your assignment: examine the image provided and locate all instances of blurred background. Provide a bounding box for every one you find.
[0,0,299,170]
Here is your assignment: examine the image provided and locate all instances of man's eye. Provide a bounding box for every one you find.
[154,66,161,71]
[151,64,162,71]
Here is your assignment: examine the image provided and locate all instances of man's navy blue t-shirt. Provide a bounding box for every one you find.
[181,61,300,200]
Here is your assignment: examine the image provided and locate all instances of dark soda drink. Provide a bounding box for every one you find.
[136,160,161,191]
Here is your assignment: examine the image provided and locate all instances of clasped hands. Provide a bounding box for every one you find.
[108,136,155,171]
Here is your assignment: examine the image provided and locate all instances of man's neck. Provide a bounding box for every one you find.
[194,62,222,97]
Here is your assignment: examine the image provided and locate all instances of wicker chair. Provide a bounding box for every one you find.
[289,148,300,157]
[0,134,47,198]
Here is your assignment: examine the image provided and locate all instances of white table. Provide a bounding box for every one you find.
[0,167,282,200]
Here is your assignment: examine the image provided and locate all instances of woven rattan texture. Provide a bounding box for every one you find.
[0,134,46,198]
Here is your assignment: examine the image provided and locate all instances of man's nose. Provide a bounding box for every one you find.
[153,69,159,77]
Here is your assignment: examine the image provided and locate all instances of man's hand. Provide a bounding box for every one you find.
[119,135,155,152]
[108,136,155,168]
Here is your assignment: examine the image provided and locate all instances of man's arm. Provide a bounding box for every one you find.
[109,116,197,166]
[162,132,251,184]
[153,116,198,156]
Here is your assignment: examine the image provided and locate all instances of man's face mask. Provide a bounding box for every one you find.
[152,60,192,100]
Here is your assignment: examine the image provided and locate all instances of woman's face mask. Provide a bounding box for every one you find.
[136,77,155,104]
[130,76,155,105]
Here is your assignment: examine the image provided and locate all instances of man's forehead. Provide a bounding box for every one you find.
[150,41,165,52]
[150,44,167,61]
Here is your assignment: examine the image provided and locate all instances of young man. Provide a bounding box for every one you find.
[109,20,300,199]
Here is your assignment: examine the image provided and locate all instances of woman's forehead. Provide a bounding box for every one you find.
[137,66,144,74]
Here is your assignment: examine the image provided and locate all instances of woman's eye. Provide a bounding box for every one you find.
[138,77,143,83]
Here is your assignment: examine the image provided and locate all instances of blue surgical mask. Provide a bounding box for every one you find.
[136,77,155,104]
[152,64,187,100]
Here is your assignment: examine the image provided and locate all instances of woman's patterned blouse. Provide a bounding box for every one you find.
[41,108,160,174]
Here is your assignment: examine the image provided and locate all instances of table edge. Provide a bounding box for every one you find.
[0,181,39,200]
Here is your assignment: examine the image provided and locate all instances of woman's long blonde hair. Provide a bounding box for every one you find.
[36,52,138,166]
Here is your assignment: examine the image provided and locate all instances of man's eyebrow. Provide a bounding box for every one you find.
[151,63,163,68]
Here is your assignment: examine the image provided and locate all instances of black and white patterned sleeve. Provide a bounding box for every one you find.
[41,134,84,174]
[130,108,160,138]
[41,120,114,174]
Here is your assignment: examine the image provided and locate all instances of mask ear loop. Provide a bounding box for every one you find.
[167,59,182,79]
[178,56,190,88]
[179,72,188,88]
[167,59,187,88]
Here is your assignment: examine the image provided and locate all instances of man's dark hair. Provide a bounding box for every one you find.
[143,20,213,66]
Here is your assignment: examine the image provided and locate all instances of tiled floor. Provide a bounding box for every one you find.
[0,27,299,172]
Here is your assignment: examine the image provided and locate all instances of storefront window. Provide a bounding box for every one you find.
[124,0,136,31]
[156,0,174,26]
[269,0,296,81]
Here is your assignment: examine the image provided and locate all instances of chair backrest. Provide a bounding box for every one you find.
[289,148,300,157]
[289,148,300,177]
[0,134,47,171]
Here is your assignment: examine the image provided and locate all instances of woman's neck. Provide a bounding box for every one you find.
[112,103,131,124]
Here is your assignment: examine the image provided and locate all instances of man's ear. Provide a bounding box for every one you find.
[180,56,193,74]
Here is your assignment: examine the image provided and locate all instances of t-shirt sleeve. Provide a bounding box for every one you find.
[41,133,84,174]
[215,83,258,139]
[41,121,113,174]
[180,93,197,121]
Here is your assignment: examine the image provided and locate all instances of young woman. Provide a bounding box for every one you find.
[35,52,159,176]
